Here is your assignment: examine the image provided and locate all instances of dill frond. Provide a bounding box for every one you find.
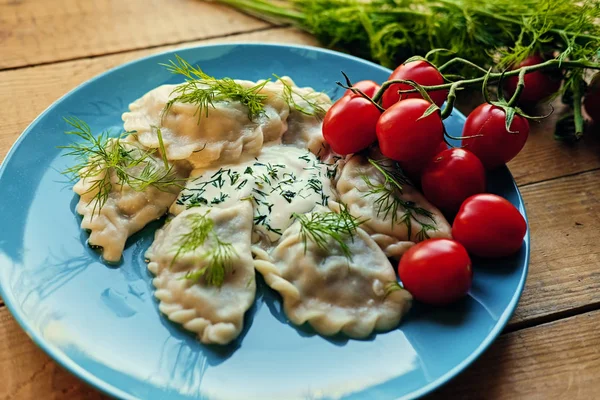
[161,55,269,121]
[274,75,327,118]
[361,158,437,239]
[293,205,366,259]
[60,117,182,216]
[173,211,237,287]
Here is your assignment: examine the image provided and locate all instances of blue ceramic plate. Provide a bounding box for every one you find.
[0,44,529,400]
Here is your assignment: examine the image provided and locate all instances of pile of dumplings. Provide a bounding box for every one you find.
[73,77,451,345]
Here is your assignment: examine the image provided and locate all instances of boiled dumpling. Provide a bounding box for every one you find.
[74,140,187,263]
[277,77,333,157]
[253,207,412,338]
[335,155,452,258]
[171,145,335,245]
[146,203,256,345]
[122,80,290,168]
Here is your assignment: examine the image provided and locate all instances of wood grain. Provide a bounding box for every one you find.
[0,26,317,162]
[507,103,600,186]
[510,169,600,326]
[0,0,270,69]
[2,305,599,399]
[0,308,104,400]
[430,309,600,400]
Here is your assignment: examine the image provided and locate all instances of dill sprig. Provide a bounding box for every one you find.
[293,205,366,259]
[161,55,269,121]
[60,117,181,216]
[274,74,327,118]
[172,211,237,287]
[361,158,437,240]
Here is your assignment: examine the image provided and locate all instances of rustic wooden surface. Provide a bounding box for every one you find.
[1,0,599,399]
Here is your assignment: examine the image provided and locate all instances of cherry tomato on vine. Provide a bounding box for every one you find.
[453,194,527,258]
[504,54,562,106]
[461,103,529,170]
[402,141,448,180]
[421,148,486,214]
[382,60,448,109]
[322,95,381,155]
[584,73,600,123]
[398,239,472,306]
[344,80,380,98]
[376,98,444,166]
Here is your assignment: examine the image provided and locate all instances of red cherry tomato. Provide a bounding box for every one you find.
[344,80,380,98]
[401,141,448,181]
[376,98,444,166]
[504,54,562,106]
[382,60,448,109]
[421,148,486,214]
[584,73,600,123]
[453,194,527,258]
[398,239,472,306]
[322,95,381,155]
[461,103,529,170]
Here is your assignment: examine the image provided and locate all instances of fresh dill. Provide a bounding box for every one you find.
[60,117,181,216]
[361,158,437,240]
[161,55,269,121]
[172,211,237,287]
[274,75,328,118]
[293,205,366,259]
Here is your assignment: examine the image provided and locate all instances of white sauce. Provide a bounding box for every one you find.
[172,145,336,243]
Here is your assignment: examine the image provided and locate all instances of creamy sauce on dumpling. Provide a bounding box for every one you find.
[172,145,336,243]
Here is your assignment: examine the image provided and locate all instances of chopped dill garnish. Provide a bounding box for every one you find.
[293,205,366,259]
[172,210,237,287]
[274,74,327,119]
[161,55,269,121]
[361,158,437,240]
[60,117,181,217]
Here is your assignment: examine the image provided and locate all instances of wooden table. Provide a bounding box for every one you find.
[1,1,599,399]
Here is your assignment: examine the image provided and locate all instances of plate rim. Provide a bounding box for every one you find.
[0,42,530,400]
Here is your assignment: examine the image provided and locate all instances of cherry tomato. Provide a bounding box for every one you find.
[584,73,600,123]
[344,80,380,98]
[398,239,472,306]
[376,98,444,166]
[453,194,527,258]
[402,141,448,181]
[322,95,381,155]
[382,60,448,109]
[461,103,529,170]
[504,54,562,106]
[421,148,486,214]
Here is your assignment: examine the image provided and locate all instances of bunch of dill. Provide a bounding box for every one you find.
[214,0,600,71]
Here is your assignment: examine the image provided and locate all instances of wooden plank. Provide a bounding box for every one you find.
[508,169,600,326]
[2,306,599,399]
[431,309,600,399]
[0,0,270,69]
[0,307,105,400]
[0,26,318,162]
[507,102,600,186]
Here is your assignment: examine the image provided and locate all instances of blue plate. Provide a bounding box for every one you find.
[0,44,529,400]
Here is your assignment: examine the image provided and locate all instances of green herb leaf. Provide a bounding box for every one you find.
[59,117,182,217]
[293,204,366,259]
[173,210,238,287]
[361,158,437,238]
[162,55,269,121]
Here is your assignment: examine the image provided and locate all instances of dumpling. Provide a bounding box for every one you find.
[171,145,335,245]
[253,207,412,338]
[146,203,256,345]
[122,80,290,168]
[277,77,333,157]
[74,140,187,263]
[335,155,452,258]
